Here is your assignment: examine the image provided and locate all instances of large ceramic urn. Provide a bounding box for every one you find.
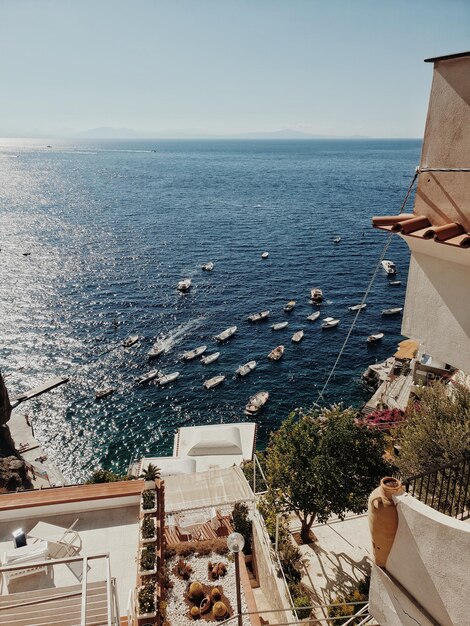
[368,477,404,567]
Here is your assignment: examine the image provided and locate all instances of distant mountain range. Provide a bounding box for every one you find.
[75,126,371,140]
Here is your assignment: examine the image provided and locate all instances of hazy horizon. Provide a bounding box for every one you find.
[1,0,469,139]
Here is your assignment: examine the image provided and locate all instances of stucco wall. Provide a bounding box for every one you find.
[252,509,295,624]
[369,492,470,626]
[415,56,470,230]
[402,246,470,373]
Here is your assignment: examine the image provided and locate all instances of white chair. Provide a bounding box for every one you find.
[27,519,81,558]
[2,541,49,583]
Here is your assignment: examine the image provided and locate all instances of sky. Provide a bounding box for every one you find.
[0,0,469,138]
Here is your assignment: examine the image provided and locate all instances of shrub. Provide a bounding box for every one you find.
[138,582,156,615]
[166,538,228,557]
[176,558,192,580]
[141,516,155,539]
[327,575,370,625]
[278,541,302,584]
[361,408,405,430]
[86,469,121,483]
[142,489,156,510]
[140,545,156,571]
[288,583,311,620]
[232,502,253,555]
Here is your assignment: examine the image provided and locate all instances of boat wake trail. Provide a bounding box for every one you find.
[159,318,204,352]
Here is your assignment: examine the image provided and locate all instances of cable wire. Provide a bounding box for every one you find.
[315,169,419,405]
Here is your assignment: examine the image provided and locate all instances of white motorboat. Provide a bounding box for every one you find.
[148,342,165,359]
[157,371,180,386]
[382,307,403,316]
[215,326,237,341]
[310,288,323,304]
[123,335,139,348]
[183,345,207,360]
[245,391,269,414]
[322,319,340,329]
[307,311,320,322]
[95,387,115,400]
[333,236,342,243]
[203,375,226,389]
[268,345,285,360]
[136,369,160,385]
[389,280,402,286]
[201,262,214,271]
[201,352,220,365]
[248,310,270,322]
[284,300,296,312]
[177,278,192,292]
[272,321,288,331]
[367,333,384,343]
[348,303,367,311]
[261,251,269,259]
[381,260,396,275]
[235,360,256,377]
[292,330,304,343]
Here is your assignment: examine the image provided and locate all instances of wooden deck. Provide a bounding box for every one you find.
[0,480,144,512]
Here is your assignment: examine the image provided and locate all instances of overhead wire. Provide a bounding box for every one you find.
[315,168,420,405]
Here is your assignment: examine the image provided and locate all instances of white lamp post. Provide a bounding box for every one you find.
[227,532,245,626]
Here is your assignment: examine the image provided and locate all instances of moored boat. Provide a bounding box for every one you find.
[292,330,304,343]
[235,360,256,377]
[389,280,402,286]
[333,236,342,243]
[183,345,207,360]
[367,333,384,343]
[310,288,323,304]
[177,278,192,291]
[261,251,269,259]
[215,326,237,341]
[201,262,214,271]
[248,310,270,322]
[95,387,115,400]
[245,391,269,414]
[349,303,367,311]
[148,342,165,359]
[307,311,320,322]
[157,371,180,386]
[272,321,288,331]
[268,345,284,360]
[123,334,139,348]
[381,260,396,274]
[201,352,220,365]
[136,369,160,385]
[322,319,340,329]
[382,307,403,316]
[203,375,226,389]
[284,300,296,312]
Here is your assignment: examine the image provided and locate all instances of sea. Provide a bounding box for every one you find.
[0,138,421,482]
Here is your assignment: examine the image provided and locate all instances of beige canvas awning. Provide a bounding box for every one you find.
[164,465,254,513]
[394,339,419,361]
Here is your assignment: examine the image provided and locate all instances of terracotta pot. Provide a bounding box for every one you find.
[368,477,404,567]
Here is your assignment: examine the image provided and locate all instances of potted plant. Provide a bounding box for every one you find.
[140,463,161,490]
[141,489,157,515]
[141,516,157,544]
[137,581,157,620]
[139,545,157,576]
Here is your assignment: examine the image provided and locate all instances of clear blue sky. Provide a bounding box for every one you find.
[1,0,469,138]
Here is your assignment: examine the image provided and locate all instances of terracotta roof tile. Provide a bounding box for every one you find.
[372,214,470,248]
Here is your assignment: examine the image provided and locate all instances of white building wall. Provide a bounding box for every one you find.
[402,242,470,374]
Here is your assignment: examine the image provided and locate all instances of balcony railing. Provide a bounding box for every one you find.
[403,453,470,520]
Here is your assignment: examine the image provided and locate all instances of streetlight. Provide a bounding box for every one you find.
[227,532,245,626]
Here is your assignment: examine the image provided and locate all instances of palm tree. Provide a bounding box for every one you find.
[140,463,161,482]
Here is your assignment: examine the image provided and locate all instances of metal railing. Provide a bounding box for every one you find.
[403,453,470,520]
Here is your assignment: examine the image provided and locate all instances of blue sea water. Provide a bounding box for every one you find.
[0,138,421,481]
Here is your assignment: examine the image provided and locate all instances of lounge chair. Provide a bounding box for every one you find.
[27,519,81,558]
[2,541,49,583]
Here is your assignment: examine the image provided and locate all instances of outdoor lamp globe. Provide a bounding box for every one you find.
[227,532,245,553]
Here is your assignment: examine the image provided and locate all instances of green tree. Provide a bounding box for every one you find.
[397,381,470,476]
[140,463,161,481]
[264,405,390,544]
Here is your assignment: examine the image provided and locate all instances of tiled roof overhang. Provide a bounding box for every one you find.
[372,214,470,249]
